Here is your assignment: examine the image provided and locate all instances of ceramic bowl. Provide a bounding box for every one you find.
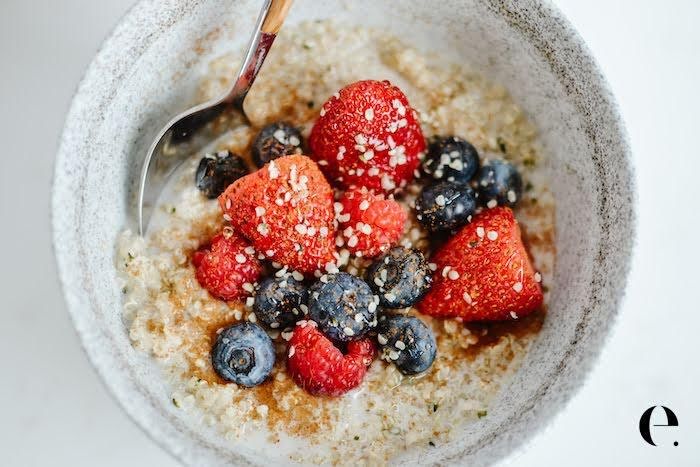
[52,0,634,465]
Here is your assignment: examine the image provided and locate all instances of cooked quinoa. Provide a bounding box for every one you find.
[117,20,555,465]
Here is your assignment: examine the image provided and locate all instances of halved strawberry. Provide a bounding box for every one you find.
[418,207,543,321]
[218,155,336,275]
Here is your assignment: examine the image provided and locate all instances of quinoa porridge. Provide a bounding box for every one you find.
[117,20,555,466]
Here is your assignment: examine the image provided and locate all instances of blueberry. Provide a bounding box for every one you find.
[415,181,477,232]
[422,136,480,183]
[253,276,309,329]
[366,247,432,308]
[476,159,523,208]
[211,322,275,387]
[195,150,248,199]
[377,315,436,375]
[252,122,304,167]
[308,272,378,342]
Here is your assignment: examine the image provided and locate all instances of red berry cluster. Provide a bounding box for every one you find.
[191,79,542,396]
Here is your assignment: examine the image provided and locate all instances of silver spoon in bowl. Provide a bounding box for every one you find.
[137,0,293,235]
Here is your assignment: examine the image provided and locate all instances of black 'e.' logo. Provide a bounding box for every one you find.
[639,406,679,446]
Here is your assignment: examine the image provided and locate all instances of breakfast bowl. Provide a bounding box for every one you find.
[52,0,634,465]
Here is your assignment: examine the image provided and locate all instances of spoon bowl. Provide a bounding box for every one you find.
[137,0,292,234]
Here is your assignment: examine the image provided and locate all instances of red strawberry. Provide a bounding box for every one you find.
[338,187,407,258]
[309,80,426,193]
[219,155,337,275]
[418,207,543,321]
[192,230,262,301]
[286,321,376,397]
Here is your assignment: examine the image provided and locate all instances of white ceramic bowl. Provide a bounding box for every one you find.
[52,0,634,465]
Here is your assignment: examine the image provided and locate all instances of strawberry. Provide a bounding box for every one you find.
[286,321,376,397]
[218,155,337,275]
[337,187,407,258]
[192,230,262,301]
[309,80,426,193]
[417,207,543,321]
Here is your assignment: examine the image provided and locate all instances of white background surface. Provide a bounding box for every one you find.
[1,0,698,465]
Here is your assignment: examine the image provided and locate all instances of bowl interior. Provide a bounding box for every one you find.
[53,0,633,465]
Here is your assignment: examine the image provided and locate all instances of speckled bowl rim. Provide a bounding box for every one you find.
[52,0,635,465]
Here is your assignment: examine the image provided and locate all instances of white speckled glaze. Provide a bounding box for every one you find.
[52,0,635,465]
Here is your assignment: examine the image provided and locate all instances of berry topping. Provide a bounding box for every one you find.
[218,154,337,275]
[476,159,523,208]
[418,207,543,321]
[308,272,378,342]
[415,181,477,232]
[252,122,304,167]
[422,136,480,183]
[253,276,309,329]
[211,322,275,387]
[376,315,436,375]
[192,230,262,301]
[195,150,248,199]
[366,247,433,308]
[287,321,376,396]
[309,80,426,193]
[337,187,407,258]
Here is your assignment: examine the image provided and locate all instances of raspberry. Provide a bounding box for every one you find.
[309,80,426,193]
[219,155,337,275]
[418,207,543,321]
[286,321,376,397]
[338,187,407,258]
[193,230,262,301]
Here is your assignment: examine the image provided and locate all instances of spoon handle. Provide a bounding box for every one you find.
[262,0,294,34]
[226,0,293,108]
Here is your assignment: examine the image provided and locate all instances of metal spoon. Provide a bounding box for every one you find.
[137,0,293,235]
